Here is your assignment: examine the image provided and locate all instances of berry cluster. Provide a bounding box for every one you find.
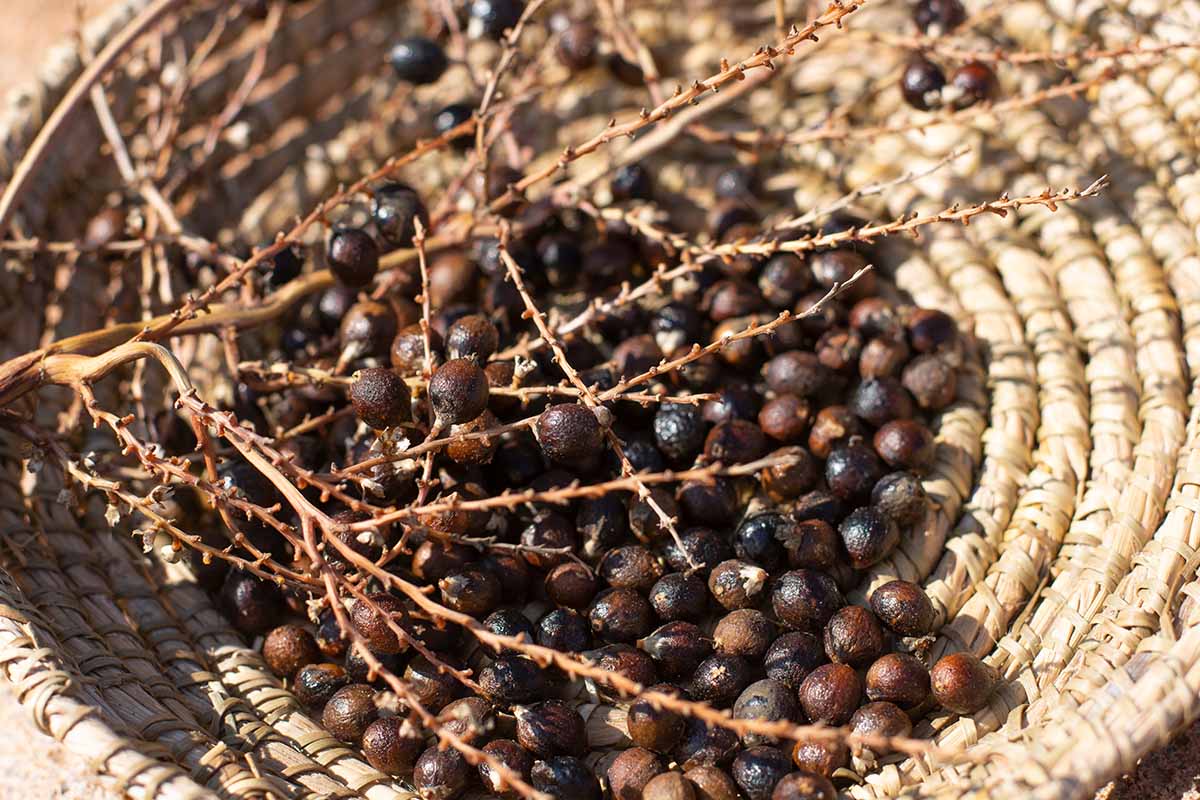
[899,0,999,112]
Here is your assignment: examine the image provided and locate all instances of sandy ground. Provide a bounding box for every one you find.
[0,1,1198,799]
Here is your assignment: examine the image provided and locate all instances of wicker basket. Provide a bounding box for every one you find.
[0,0,1198,798]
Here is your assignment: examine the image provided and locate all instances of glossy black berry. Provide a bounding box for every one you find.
[839,506,901,569]
[373,183,429,246]
[764,631,826,690]
[612,164,654,201]
[327,227,379,288]
[649,572,708,622]
[825,440,885,502]
[689,654,753,707]
[734,513,793,572]
[901,57,945,111]
[536,608,591,652]
[913,0,966,32]
[871,471,928,526]
[530,756,601,800]
[949,61,998,109]
[470,0,525,39]
[772,570,845,632]
[731,746,791,800]
[389,37,448,84]
[435,103,475,150]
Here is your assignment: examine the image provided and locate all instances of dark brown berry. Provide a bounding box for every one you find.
[733,679,800,746]
[519,510,578,571]
[734,513,791,572]
[949,61,998,109]
[478,655,548,705]
[839,507,901,569]
[578,494,631,561]
[629,487,680,541]
[640,622,713,678]
[650,572,709,622]
[868,652,931,710]
[351,592,406,654]
[760,446,820,501]
[536,403,604,466]
[913,0,965,32]
[870,471,928,527]
[344,644,403,685]
[445,314,499,364]
[759,254,812,308]
[790,738,848,779]
[627,685,686,752]
[411,541,474,582]
[902,354,957,410]
[405,655,461,713]
[764,632,826,690]
[823,605,886,666]
[263,624,321,678]
[825,440,884,501]
[870,580,935,637]
[514,700,586,758]
[592,643,659,688]
[654,403,708,466]
[704,419,768,464]
[295,663,351,709]
[536,608,591,652]
[850,700,913,745]
[327,227,379,287]
[675,717,740,768]
[664,528,733,575]
[429,358,490,425]
[556,21,598,70]
[440,696,495,744]
[874,419,935,472]
[392,323,442,376]
[599,545,663,591]
[772,570,845,632]
[764,352,827,398]
[439,567,502,617]
[901,56,945,110]
[340,300,399,358]
[544,562,597,609]
[779,519,840,571]
[590,587,655,643]
[373,182,429,244]
[759,394,812,443]
[389,38,448,85]
[798,663,862,725]
[810,249,874,299]
[478,739,534,797]
[608,747,665,800]
[446,409,500,464]
[363,716,425,775]
[322,683,379,742]
[689,654,753,707]
[859,336,911,379]
[732,746,791,800]
[807,405,863,460]
[713,609,774,659]
[685,765,741,800]
[220,572,284,635]
[677,479,739,527]
[851,377,915,427]
[708,560,769,611]
[771,772,836,800]
[930,652,998,713]
[413,746,472,800]
[906,307,959,353]
[644,771,698,800]
[531,756,601,799]
[792,490,844,527]
[350,367,411,429]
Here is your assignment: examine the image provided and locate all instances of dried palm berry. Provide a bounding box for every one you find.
[322,684,379,742]
[760,446,820,501]
[373,182,429,246]
[518,510,577,571]
[850,700,912,746]
[731,746,791,800]
[913,0,965,32]
[536,608,591,652]
[758,395,812,444]
[344,643,403,684]
[405,655,461,712]
[810,249,875,299]
[341,298,399,358]
[791,738,848,778]
[536,403,604,466]
[654,403,708,466]
[930,652,998,713]
[665,528,732,575]
[689,654,753,707]
[776,519,837,571]
[850,377,915,427]
[870,471,928,526]
[478,655,548,705]
[429,359,490,426]
[713,609,774,659]
[859,336,911,379]
[900,56,945,110]
[542,562,595,610]
[411,541,473,582]
[764,632,826,689]
[611,163,654,202]
[814,330,860,375]
[531,756,601,800]
[434,103,474,149]
[599,544,663,591]
[445,314,499,365]
[350,592,406,654]
[848,297,900,337]
[675,717,740,768]
[906,307,958,353]
[865,652,933,707]
[650,572,708,622]
[772,569,845,632]
[771,772,836,800]
[327,227,379,287]
[874,419,935,472]
[349,368,411,430]
[589,587,655,643]
[708,560,769,611]
[870,580,935,637]
[591,643,659,688]
[823,605,886,667]
[839,507,901,569]
[556,20,598,70]
[439,567,502,617]
[685,765,740,800]
[645,772,697,800]
[363,716,425,775]
[805,405,858,460]
[629,487,680,540]
[263,624,321,678]
[261,244,303,288]
[608,748,665,800]
[627,685,686,752]
[703,279,761,322]
[902,354,957,410]
[763,352,824,398]
[220,571,284,635]
[792,490,844,526]
[413,746,472,800]
[295,663,351,709]
[758,254,812,308]
[469,0,523,38]
[479,739,534,797]
[389,37,448,84]
[514,700,586,758]
[734,679,800,746]
[949,60,997,109]
[798,663,861,725]
[703,382,762,425]
[484,608,536,641]
[640,622,712,677]
[446,409,500,465]
[577,495,629,561]
[704,419,768,464]
[428,251,475,305]
[392,323,442,376]
[677,478,739,527]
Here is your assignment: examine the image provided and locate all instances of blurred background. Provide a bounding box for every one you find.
[0,1,118,96]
